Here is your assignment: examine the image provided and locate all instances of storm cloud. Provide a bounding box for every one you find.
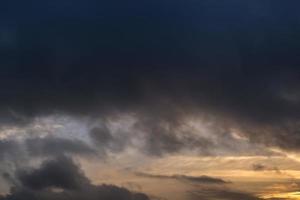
[0,1,299,118]
[0,0,299,155]
[1,1,300,199]
[0,156,150,200]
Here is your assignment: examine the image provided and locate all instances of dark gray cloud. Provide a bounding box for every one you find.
[88,115,278,157]
[89,126,129,154]
[0,140,20,160]
[0,136,96,172]
[1,1,300,198]
[0,185,150,200]
[25,136,96,157]
[131,117,212,156]
[135,172,228,184]
[0,136,97,188]
[89,119,214,156]
[0,156,150,200]
[0,1,299,158]
[17,156,89,190]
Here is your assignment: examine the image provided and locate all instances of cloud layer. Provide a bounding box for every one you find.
[0,1,300,156]
[135,172,228,184]
[1,1,300,199]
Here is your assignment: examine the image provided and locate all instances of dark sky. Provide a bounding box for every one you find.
[0,1,299,122]
[0,1,300,200]
[0,0,300,149]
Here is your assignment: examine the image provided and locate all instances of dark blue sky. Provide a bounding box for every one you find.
[0,0,299,126]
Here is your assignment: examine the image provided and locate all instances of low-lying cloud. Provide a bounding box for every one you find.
[0,156,150,200]
[136,172,228,184]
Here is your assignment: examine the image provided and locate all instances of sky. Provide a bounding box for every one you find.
[1,0,300,200]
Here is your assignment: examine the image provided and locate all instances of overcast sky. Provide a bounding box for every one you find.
[1,1,300,200]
